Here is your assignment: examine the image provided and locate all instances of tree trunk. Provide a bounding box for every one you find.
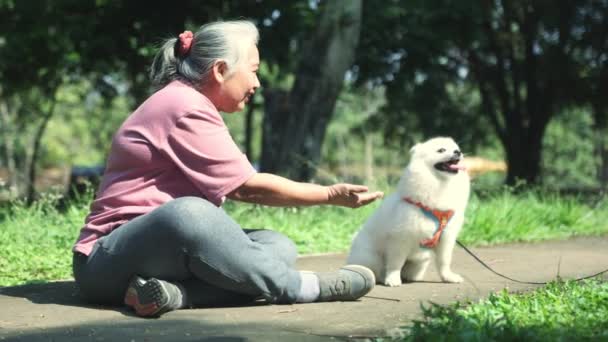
[598,132,608,189]
[26,95,57,204]
[471,3,554,187]
[504,127,545,185]
[364,134,374,183]
[244,92,256,161]
[593,113,608,189]
[260,0,363,181]
[0,97,20,198]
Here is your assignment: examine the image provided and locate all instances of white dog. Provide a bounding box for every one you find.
[347,137,470,286]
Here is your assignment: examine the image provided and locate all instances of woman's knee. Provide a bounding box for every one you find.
[161,197,216,220]
[154,197,244,247]
[156,197,224,235]
[276,233,298,266]
[247,229,298,266]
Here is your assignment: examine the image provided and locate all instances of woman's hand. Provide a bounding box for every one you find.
[326,184,384,208]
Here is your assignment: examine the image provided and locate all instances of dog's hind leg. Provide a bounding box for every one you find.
[347,245,383,283]
[401,257,431,282]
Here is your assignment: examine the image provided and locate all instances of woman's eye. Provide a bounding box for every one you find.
[437,148,446,153]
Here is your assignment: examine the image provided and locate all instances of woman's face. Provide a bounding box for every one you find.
[215,44,260,113]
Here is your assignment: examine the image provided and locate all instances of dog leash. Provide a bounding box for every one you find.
[364,240,608,302]
[456,239,608,284]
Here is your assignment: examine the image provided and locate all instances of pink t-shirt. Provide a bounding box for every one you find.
[73,80,256,256]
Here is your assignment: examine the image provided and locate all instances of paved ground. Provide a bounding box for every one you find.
[1,236,608,342]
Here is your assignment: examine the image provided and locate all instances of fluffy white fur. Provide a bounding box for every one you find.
[347,137,470,286]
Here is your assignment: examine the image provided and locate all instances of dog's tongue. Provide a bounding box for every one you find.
[449,162,467,171]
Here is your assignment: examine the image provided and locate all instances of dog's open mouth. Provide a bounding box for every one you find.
[434,158,466,174]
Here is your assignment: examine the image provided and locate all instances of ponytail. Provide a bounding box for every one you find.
[148,20,259,93]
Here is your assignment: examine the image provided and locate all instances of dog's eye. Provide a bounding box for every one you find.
[437,148,446,153]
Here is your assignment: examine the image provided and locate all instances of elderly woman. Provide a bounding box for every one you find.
[72,20,383,317]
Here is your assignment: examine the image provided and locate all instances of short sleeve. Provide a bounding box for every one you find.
[161,109,256,206]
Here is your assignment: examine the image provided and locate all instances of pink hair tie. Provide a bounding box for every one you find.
[177,30,194,56]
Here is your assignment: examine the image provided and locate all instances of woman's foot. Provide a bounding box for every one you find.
[314,265,375,302]
[124,276,183,317]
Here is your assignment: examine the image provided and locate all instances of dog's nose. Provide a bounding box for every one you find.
[454,150,462,156]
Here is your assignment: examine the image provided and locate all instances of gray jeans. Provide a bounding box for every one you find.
[73,197,302,307]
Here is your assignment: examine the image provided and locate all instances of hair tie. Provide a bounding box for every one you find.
[177,30,194,56]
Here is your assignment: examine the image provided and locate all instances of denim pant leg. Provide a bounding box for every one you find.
[244,228,298,268]
[180,228,299,307]
[72,196,302,305]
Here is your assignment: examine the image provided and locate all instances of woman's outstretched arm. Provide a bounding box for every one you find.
[227,173,383,208]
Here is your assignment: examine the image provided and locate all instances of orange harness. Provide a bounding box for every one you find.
[403,197,455,248]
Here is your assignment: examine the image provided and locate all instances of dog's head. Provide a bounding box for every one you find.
[409,137,466,178]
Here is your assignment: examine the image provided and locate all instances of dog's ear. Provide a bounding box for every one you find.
[409,143,420,155]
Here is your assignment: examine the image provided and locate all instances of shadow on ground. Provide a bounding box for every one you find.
[1,318,342,342]
[0,280,131,314]
[2,237,608,341]
[1,280,107,308]
[0,281,371,341]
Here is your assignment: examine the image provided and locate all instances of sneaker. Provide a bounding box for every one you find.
[123,276,181,317]
[315,265,375,302]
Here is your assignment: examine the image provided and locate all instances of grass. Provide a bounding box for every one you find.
[1,188,607,340]
[395,279,608,341]
[0,188,607,286]
[225,200,379,254]
[459,189,608,246]
[0,193,87,286]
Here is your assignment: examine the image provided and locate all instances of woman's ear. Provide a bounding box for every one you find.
[211,60,228,83]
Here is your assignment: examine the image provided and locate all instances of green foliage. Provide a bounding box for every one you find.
[0,1,78,94]
[2,186,606,287]
[223,199,381,255]
[0,1,322,197]
[40,78,132,167]
[460,189,608,246]
[0,194,90,286]
[2,0,606,194]
[542,108,599,188]
[398,279,608,341]
[355,0,608,184]
[320,85,407,183]
[1,187,607,341]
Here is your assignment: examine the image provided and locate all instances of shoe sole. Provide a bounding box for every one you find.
[124,276,169,317]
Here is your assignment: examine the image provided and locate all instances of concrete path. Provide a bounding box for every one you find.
[1,236,607,341]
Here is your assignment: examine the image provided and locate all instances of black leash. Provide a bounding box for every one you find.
[456,240,608,285]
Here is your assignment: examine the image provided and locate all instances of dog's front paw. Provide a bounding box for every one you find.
[382,272,403,287]
[440,272,464,283]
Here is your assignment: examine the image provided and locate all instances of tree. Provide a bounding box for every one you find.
[0,0,317,199]
[259,0,363,180]
[0,1,76,201]
[355,0,608,185]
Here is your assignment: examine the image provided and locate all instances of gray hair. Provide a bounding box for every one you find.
[149,20,259,92]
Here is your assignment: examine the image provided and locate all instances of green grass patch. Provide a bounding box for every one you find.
[224,200,379,254]
[0,194,90,287]
[0,188,606,286]
[394,279,608,341]
[460,189,608,246]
